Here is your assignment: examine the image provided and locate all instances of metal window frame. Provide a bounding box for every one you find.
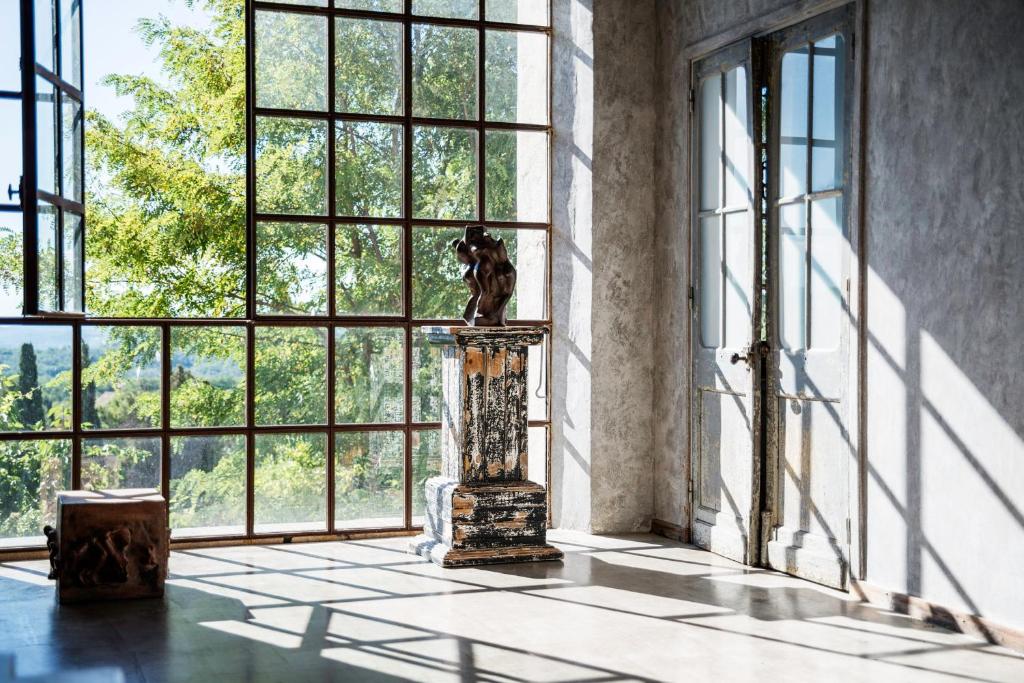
[0,0,552,556]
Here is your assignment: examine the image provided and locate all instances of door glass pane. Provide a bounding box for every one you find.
[811,34,845,192]
[413,0,479,20]
[256,221,328,316]
[778,202,806,351]
[486,0,549,25]
[170,326,246,428]
[335,224,403,316]
[0,212,22,316]
[81,437,161,491]
[254,432,327,533]
[35,0,55,72]
[335,17,403,116]
[412,126,478,219]
[699,73,721,211]
[59,0,81,88]
[37,201,58,311]
[779,48,808,198]
[0,439,70,547]
[335,121,403,218]
[485,130,548,222]
[485,30,548,125]
[61,210,82,312]
[809,196,843,351]
[699,215,721,348]
[255,116,328,216]
[36,78,57,195]
[0,324,73,432]
[81,326,162,430]
[255,10,327,111]
[723,66,750,208]
[334,326,405,424]
[411,428,442,524]
[412,24,478,120]
[60,93,82,202]
[254,326,328,426]
[335,431,404,529]
[170,435,246,538]
[723,211,751,350]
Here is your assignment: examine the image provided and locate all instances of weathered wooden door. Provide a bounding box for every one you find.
[762,8,855,589]
[689,41,762,565]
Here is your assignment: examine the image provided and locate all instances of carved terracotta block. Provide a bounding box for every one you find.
[48,489,169,604]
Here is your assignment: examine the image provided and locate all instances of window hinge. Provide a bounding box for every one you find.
[688,87,696,113]
[846,518,851,544]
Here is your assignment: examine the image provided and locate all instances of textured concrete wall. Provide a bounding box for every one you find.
[551,0,657,533]
[656,0,1024,632]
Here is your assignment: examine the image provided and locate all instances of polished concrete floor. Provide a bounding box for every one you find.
[1,531,1022,682]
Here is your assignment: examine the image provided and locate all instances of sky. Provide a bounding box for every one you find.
[0,1,213,317]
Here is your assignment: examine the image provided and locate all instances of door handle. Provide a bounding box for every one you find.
[730,340,771,366]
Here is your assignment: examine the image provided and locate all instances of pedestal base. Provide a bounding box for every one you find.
[411,477,563,567]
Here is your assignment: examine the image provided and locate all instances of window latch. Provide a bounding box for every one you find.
[7,181,21,204]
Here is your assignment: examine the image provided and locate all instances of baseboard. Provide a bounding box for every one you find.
[651,518,689,543]
[852,579,1024,653]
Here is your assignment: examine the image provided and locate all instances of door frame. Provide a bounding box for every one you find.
[685,0,866,584]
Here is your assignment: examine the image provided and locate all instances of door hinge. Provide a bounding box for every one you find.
[846,517,851,544]
[688,87,696,114]
[688,284,695,310]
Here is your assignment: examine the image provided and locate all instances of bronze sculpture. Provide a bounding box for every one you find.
[452,225,516,327]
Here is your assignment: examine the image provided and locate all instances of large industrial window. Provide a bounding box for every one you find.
[0,0,551,550]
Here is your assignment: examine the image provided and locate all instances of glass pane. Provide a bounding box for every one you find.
[485,130,548,222]
[335,224,403,316]
[36,78,57,194]
[335,121,403,218]
[412,226,467,319]
[170,435,246,538]
[81,326,162,430]
[35,0,55,72]
[335,327,405,424]
[811,34,845,192]
[527,338,546,420]
[82,437,161,491]
[487,0,549,25]
[698,73,720,211]
[411,428,442,523]
[60,94,82,202]
[255,326,328,426]
[779,48,809,198]
[723,211,751,350]
[37,201,58,311]
[0,212,22,316]
[485,30,547,124]
[413,0,479,20]
[0,7,18,91]
[338,0,402,11]
[335,431,404,528]
[59,0,81,88]
[412,126,478,219]
[256,221,328,315]
[0,439,71,547]
[271,0,327,5]
[723,66,750,208]
[528,425,546,486]
[778,202,807,351]
[412,328,442,422]
[256,116,328,216]
[0,100,21,202]
[0,324,73,432]
[170,326,246,428]
[61,211,82,312]
[254,432,327,533]
[809,196,843,350]
[496,227,546,320]
[335,18,403,115]
[699,215,721,348]
[256,11,327,112]
[412,24,478,120]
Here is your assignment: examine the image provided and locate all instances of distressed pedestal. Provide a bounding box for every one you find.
[47,489,169,604]
[411,327,562,567]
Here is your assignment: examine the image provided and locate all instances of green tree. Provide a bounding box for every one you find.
[16,344,45,429]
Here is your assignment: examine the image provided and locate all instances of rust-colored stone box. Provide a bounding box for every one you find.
[49,489,169,604]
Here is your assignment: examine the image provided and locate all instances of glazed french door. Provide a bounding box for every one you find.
[691,6,855,587]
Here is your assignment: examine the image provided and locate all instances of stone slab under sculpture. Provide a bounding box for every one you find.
[45,489,169,604]
[453,225,517,327]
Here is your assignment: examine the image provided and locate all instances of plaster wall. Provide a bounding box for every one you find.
[550,0,657,533]
[654,0,1024,632]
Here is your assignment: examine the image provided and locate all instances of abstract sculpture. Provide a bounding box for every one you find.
[452,225,517,327]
